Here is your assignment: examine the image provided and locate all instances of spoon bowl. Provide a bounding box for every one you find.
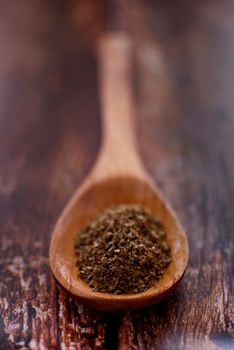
[50,174,188,311]
[49,33,189,311]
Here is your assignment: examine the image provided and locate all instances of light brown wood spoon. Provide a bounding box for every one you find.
[49,32,189,311]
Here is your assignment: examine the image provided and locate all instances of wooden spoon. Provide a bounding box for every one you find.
[49,32,189,311]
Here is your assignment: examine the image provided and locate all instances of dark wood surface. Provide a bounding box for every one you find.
[0,0,234,349]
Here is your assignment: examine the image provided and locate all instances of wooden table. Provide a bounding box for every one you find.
[0,1,233,349]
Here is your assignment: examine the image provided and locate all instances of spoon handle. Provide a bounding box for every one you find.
[97,32,144,177]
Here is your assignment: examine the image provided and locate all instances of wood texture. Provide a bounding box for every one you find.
[49,33,188,311]
[0,0,234,348]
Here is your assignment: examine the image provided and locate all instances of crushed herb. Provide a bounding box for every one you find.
[75,205,171,295]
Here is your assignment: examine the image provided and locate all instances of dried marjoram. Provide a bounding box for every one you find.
[75,205,171,295]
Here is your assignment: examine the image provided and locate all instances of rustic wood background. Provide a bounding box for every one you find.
[0,0,234,349]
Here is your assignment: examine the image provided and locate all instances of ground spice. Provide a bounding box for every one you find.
[75,205,171,295]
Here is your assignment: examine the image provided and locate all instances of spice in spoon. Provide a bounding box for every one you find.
[75,205,171,295]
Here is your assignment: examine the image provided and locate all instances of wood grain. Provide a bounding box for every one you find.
[49,33,188,311]
[0,0,233,349]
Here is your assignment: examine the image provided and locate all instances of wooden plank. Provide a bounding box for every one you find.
[0,0,234,349]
